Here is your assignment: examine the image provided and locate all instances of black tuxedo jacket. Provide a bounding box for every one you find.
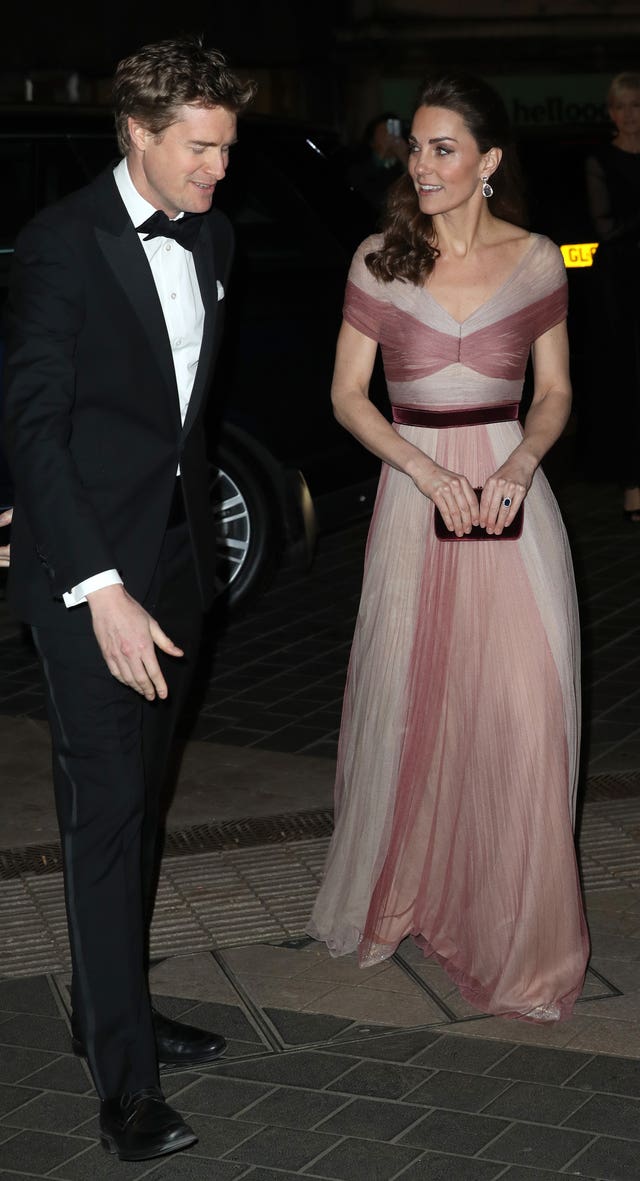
[4,166,233,631]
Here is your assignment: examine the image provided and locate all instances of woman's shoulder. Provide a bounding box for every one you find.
[526,231,563,259]
[489,225,564,276]
[491,223,547,252]
[493,228,561,268]
[586,141,638,177]
[492,219,530,242]
[531,229,566,264]
[352,233,385,263]
[347,234,388,293]
[515,234,568,305]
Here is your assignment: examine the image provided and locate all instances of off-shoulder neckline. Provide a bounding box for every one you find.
[423,233,542,328]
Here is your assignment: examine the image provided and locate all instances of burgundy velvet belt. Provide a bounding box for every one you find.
[392,402,520,428]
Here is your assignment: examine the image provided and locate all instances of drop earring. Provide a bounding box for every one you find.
[482,176,494,198]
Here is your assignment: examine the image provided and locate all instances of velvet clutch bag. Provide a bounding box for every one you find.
[434,488,523,540]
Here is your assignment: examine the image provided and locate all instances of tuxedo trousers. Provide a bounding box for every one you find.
[32,516,203,1100]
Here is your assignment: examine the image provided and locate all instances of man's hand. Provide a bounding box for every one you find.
[0,508,12,568]
[87,583,183,700]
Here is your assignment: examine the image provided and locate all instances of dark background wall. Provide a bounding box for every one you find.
[2,2,640,141]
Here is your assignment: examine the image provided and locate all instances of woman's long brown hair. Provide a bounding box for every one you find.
[365,72,528,286]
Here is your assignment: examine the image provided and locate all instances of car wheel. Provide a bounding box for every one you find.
[210,444,280,608]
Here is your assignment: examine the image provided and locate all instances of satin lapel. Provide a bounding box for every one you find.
[181,224,218,438]
[95,222,181,430]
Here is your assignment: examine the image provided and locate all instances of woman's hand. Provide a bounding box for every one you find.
[409,458,480,536]
[330,324,479,532]
[479,452,536,535]
[478,317,573,536]
[479,317,572,534]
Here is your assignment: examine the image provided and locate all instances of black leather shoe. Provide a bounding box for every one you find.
[151,1007,227,1066]
[72,1008,227,1068]
[100,1087,196,1161]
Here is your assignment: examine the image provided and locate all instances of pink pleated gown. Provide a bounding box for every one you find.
[308,233,590,1021]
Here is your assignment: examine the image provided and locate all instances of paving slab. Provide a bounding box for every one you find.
[2,480,640,1177]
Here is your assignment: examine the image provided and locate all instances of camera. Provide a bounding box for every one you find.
[386,118,402,138]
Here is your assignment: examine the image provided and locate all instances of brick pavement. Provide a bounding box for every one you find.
[2,959,640,1180]
[2,470,640,1179]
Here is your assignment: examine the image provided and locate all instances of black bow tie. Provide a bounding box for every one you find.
[136,209,203,251]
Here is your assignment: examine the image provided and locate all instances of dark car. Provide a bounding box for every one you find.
[0,104,385,607]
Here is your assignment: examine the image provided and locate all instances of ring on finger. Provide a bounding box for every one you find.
[502,496,512,509]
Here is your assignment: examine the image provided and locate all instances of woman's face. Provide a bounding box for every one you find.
[609,87,640,137]
[407,105,497,216]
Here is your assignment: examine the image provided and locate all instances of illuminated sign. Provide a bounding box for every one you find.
[560,243,598,268]
[383,73,612,128]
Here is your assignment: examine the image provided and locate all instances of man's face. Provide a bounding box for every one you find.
[127,103,237,217]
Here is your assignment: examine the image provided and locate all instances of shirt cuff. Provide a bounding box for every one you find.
[63,569,123,608]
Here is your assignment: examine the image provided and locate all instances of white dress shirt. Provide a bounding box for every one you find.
[63,158,205,607]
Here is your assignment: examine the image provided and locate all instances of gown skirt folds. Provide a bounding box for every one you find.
[307,233,590,1020]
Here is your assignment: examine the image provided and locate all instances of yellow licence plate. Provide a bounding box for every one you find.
[560,243,598,268]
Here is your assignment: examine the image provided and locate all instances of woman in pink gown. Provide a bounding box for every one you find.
[308,73,589,1022]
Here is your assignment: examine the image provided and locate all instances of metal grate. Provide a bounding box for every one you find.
[584,771,640,800]
[0,808,335,881]
[1,769,640,882]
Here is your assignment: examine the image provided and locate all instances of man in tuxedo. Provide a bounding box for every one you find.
[4,36,255,1162]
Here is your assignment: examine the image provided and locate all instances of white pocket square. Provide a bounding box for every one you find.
[216,280,225,301]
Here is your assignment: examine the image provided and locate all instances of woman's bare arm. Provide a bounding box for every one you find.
[332,320,480,534]
[480,319,572,533]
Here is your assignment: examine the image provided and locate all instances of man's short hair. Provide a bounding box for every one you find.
[113,34,257,155]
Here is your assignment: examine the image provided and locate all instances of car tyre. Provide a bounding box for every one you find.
[210,442,280,610]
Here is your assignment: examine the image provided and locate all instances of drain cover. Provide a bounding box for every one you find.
[0,808,335,880]
[2,770,639,881]
[585,772,640,799]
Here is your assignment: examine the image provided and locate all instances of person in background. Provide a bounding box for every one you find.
[0,507,11,567]
[308,71,589,1024]
[4,35,254,1163]
[346,111,409,218]
[585,72,640,520]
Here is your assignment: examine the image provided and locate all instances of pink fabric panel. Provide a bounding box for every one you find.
[342,280,386,343]
[459,287,568,378]
[529,274,568,335]
[308,419,588,1019]
[381,306,458,380]
[380,287,568,384]
[360,515,587,1017]
[308,231,587,1022]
